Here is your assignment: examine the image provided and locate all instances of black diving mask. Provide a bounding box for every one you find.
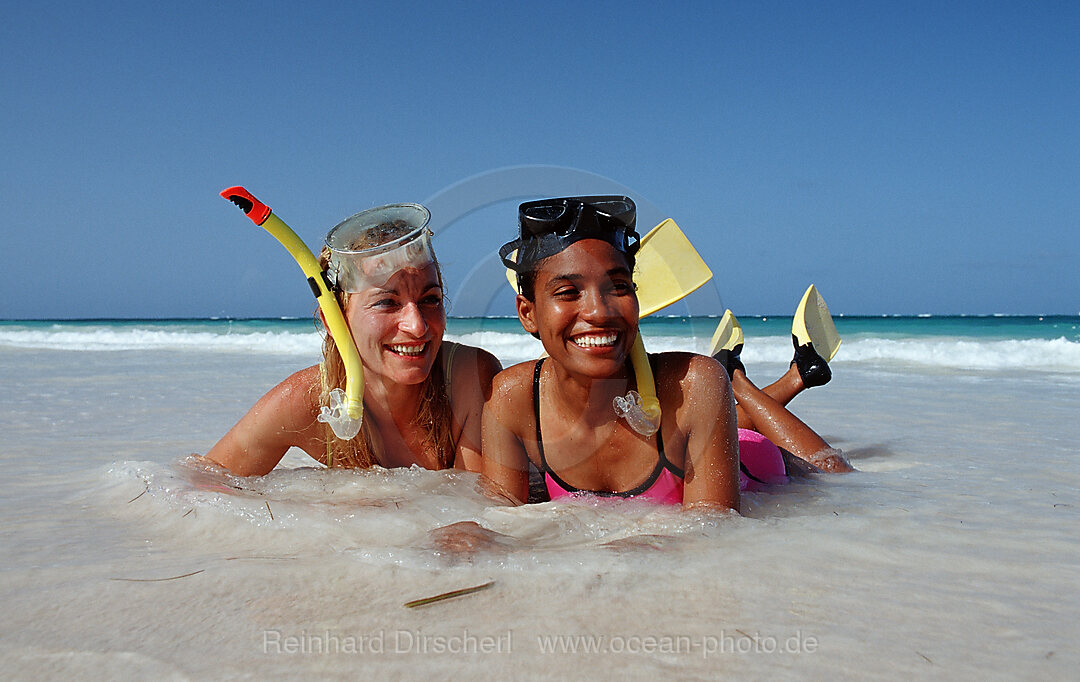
[499,195,640,273]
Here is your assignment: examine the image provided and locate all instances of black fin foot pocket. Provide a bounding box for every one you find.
[713,343,745,380]
[792,336,831,388]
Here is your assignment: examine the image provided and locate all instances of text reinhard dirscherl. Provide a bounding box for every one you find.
[261,629,819,658]
[263,629,511,655]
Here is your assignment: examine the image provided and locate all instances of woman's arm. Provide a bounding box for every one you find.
[447,344,502,473]
[679,355,741,512]
[480,366,532,504]
[205,365,324,476]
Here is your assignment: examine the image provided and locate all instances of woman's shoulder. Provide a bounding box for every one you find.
[652,351,728,388]
[652,352,734,452]
[489,360,538,402]
[652,351,731,420]
[484,361,538,437]
[268,364,324,417]
[443,341,502,403]
[443,341,501,374]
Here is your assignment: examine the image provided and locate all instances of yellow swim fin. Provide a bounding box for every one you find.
[633,218,713,317]
[792,284,841,362]
[707,309,743,357]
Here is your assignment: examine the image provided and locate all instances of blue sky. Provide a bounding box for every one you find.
[2,1,1077,318]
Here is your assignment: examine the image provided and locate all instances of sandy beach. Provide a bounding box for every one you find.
[1,319,1077,679]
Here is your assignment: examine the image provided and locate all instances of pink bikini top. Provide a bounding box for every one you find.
[533,359,685,505]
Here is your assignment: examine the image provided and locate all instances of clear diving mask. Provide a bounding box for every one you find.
[325,203,436,293]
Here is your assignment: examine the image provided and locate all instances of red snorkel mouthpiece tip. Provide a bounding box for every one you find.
[220,186,272,225]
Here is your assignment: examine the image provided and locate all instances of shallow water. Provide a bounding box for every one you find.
[1,323,1078,679]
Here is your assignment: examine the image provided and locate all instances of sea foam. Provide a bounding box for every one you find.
[3,321,1079,372]
[0,326,320,355]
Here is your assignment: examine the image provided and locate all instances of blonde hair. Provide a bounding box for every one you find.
[316,246,455,469]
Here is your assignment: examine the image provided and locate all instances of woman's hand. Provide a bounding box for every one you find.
[428,521,509,556]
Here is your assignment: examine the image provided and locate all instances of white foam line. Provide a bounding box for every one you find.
[4,329,1079,372]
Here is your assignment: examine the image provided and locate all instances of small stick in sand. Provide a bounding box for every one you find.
[265,501,274,520]
[128,485,149,504]
[404,581,495,608]
[110,570,205,582]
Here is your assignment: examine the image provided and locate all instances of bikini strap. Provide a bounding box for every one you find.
[739,461,768,485]
[646,354,684,480]
[656,428,683,479]
[532,358,549,472]
[442,341,459,391]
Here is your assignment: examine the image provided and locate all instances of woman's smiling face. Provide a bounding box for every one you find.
[344,262,446,385]
[517,239,639,379]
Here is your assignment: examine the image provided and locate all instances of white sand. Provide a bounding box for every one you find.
[1,347,1077,679]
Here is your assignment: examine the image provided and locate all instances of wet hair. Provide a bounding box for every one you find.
[315,246,455,469]
[343,219,414,250]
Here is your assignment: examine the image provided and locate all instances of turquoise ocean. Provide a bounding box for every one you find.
[3,314,1079,368]
[1,315,1078,678]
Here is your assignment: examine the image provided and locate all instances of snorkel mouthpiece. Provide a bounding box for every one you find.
[219,186,365,435]
[612,334,662,436]
[221,186,271,226]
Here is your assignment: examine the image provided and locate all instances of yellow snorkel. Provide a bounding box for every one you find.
[617,217,711,435]
[220,187,364,438]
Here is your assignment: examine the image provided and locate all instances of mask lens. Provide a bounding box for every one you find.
[520,200,571,238]
[325,203,434,292]
[326,204,430,253]
[503,196,639,272]
[591,198,635,228]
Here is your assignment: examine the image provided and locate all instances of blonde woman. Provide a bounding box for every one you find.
[207,203,500,476]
